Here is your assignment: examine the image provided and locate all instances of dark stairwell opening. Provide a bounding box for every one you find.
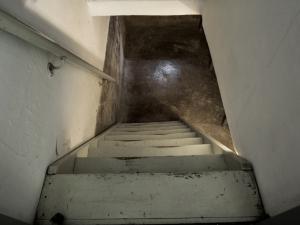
[118,15,233,150]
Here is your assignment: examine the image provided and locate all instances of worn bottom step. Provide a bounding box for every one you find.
[36,171,263,225]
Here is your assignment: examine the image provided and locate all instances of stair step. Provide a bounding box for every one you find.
[96,137,203,148]
[112,124,187,132]
[108,128,191,135]
[37,171,264,224]
[117,121,182,128]
[87,144,212,157]
[116,122,184,128]
[105,132,196,141]
[74,155,228,174]
[39,122,263,224]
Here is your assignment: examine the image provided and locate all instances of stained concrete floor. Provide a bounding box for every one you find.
[120,16,234,149]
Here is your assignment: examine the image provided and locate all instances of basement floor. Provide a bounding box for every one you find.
[120,16,234,149]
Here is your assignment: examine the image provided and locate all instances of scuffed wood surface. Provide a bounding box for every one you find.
[37,171,263,224]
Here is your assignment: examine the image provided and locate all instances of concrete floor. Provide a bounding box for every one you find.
[121,16,234,149]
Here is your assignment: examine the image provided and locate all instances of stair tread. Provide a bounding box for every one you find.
[37,171,264,224]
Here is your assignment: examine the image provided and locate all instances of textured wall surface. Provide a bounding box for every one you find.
[0,30,103,223]
[96,17,126,132]
[202,0,300,216]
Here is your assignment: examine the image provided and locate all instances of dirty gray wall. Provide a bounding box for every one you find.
[0,213,29,225]
[96,17,126,132]
[0,30,104,223]
[202,0,300,216]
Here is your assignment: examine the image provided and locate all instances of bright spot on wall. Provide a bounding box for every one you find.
[153,61,180,84]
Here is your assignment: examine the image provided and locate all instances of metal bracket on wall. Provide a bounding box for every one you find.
[0,9,116,82]
[48,56,67,77]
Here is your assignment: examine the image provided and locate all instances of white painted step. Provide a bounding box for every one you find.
[112,124,187,132]
[74,155,229,174]
[108,128,191,135]
[96,137,203,148]
[105,132,196,141]
[87,144,212,157]
[37,172,264,224]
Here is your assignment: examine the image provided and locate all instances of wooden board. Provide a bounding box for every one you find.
[74,155,229,173]
[88,144,212,157]
[96,137,203,148]
[112,124,187,132]
[117,121,181,127]
[108,128,191,135]
[105,132,196,141]
[36,171,264,224]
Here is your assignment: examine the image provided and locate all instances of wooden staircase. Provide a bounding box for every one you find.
[36,121,264,224]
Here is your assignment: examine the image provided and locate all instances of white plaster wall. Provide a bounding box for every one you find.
[87,0,204,16]
[202,0,300,216]
[0,30,103,223]
[0,0,109,69]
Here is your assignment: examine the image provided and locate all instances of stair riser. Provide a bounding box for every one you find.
[117,121,182,127]
[96,137,203,148]
[88,144,212,157]
[113,125,187,131]
[74,155,228,173]
[105,132,196,141]
[108,128,191,135]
